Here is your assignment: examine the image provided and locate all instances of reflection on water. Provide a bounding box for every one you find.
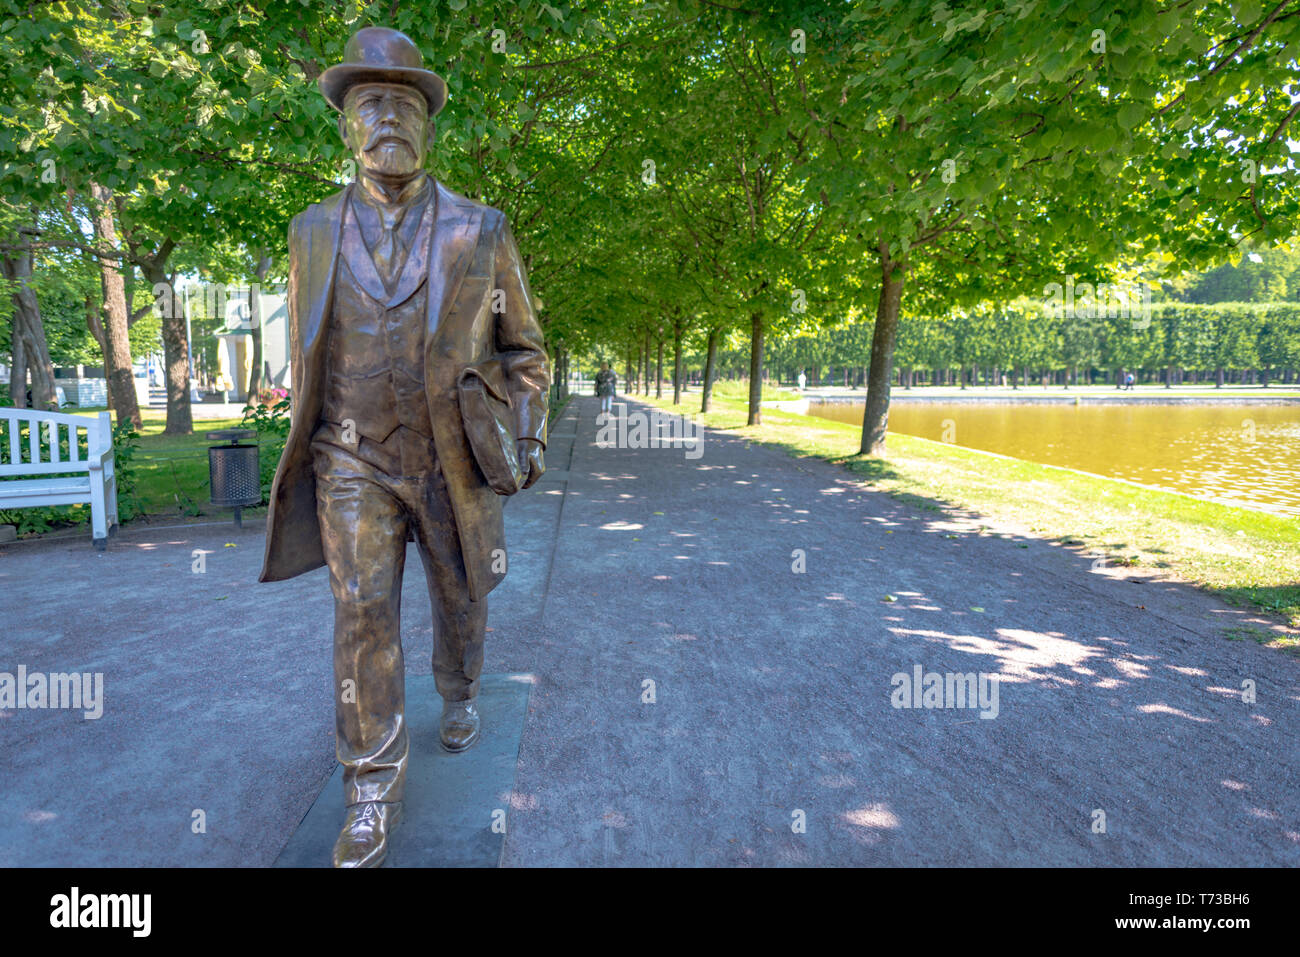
[807,401,1300,516]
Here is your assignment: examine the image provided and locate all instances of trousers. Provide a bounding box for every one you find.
[311,434,486,806]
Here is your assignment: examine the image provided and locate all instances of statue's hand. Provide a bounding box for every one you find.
[517,439,545,489]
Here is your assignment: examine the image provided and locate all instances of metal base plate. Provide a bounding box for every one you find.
[274,673,534,868]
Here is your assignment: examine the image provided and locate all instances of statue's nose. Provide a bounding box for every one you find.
[378,94,402,125]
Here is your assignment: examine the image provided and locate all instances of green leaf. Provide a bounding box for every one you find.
[1117,102,1145,130]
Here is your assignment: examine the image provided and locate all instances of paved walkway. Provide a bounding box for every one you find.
[1,396,1297,865]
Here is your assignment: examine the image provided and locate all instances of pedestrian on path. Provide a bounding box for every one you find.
[595,362,618,414]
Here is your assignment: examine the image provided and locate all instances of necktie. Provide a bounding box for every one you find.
[373,204,407,288]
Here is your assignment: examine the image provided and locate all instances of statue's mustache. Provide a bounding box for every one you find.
[363,127,416,153]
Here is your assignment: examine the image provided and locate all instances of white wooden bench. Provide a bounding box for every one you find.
[0,409,118,548]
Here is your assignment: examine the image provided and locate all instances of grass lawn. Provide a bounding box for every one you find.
[639,380,1300,649]
[120,410,272,521]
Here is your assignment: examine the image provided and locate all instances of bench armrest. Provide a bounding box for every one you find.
[87,411,115,475]
[87,445,114,472]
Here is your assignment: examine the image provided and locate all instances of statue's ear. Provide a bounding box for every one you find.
[338,113,351,152]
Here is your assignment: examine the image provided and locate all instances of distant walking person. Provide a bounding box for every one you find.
[1125,372,1135,391]
[797,370,807,391]
[595,362,618,414]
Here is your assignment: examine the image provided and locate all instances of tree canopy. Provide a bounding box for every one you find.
[1,1,1296,441]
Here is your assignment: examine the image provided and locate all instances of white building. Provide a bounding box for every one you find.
[206,286,290,403]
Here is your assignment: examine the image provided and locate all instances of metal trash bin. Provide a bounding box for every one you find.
[207,428,260,527]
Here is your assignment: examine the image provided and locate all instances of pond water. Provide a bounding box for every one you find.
[806,400,1300,517]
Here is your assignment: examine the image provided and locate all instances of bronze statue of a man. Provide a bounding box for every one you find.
[259,26,549,867]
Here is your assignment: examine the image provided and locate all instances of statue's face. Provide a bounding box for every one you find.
[340,82,430,178]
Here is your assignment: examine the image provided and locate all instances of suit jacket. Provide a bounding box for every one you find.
[259,176,549,602]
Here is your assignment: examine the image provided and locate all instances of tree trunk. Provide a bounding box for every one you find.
[1,227,57,409]
[89,183,142,428]
[636,335,644,394]
[859,252,906,455]
[8,301,25,407]
[655,334,664,400]
[84,293,114,412]
[701,327,718,414]
[11,287,58,409]
[747,311,764,426]
[671,316,683,405]
[137,255,191,435]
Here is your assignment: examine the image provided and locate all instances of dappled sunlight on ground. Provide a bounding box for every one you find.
[891,625,1104,682]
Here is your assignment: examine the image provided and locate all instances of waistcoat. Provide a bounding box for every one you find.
[320,186,435,444]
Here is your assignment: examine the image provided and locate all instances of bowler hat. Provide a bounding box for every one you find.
[318,26,447,116]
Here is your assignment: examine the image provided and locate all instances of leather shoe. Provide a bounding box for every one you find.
[440,697,480,752]
[332,800,402,868]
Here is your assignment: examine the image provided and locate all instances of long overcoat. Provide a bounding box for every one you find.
[259,176,549,602]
